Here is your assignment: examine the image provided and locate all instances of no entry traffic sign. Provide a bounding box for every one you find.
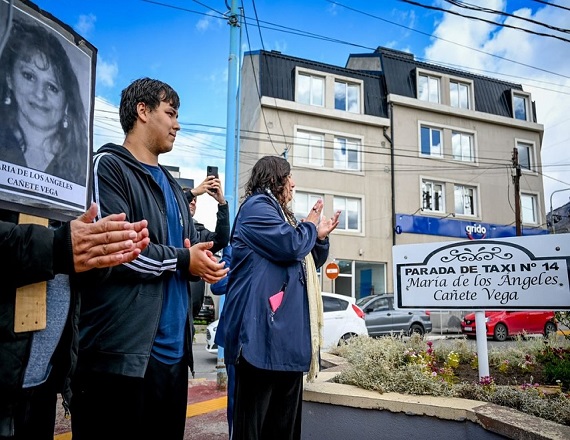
[325,262,340,280]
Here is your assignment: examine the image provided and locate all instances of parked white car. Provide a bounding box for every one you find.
[205,291,368,355]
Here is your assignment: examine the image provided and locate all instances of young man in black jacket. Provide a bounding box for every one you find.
[0,203,150,439]
[70,78,228,440]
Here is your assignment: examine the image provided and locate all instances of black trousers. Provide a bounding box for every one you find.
[0,372,59,440]
[232,357,303,440]
[71,356,188,440]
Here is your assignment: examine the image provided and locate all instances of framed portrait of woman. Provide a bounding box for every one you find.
[0,0,96,221]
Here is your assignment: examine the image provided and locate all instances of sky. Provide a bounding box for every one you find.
[24,0,570,229]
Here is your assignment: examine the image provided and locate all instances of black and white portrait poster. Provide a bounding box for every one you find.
[0,0,96,221]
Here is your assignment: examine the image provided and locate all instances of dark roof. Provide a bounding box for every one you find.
[254,50,388,118]
[375,48,527,120]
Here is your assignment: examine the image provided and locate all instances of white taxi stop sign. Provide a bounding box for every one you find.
[393,234,570,311]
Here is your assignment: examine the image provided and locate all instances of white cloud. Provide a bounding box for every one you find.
[196,11,222,32]
[424,0,570,211]
[96,56,119,88]
[75,13,96,37]
[272,40,288,54]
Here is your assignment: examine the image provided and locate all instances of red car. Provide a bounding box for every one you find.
[461,311,557,342]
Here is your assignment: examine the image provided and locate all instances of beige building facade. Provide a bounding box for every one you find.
[238,48,546,304]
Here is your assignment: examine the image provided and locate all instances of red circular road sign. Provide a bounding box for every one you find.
[325,262,340,280]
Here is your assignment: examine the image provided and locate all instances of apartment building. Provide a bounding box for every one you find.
[238,47,547,300]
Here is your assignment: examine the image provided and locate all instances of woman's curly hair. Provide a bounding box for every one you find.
[244,156,296,223]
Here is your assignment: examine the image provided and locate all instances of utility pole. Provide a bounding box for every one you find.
[512,147,522,236]
[549,188,570,234]
[217,0,241,389]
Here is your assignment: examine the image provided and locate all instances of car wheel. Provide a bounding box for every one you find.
[408,323,424,336]
[544,321,557,337]
[493,323,508,342]
[338,333,357,345]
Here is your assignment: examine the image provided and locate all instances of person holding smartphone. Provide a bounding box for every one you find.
[182,170,230,322]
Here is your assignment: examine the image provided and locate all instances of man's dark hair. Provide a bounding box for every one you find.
[119,77,180,134]
[244,155,295,223]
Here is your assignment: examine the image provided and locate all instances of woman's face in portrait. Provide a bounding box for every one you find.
[8,51,65,131]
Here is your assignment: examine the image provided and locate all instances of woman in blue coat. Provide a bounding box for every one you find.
[219,156,340,439]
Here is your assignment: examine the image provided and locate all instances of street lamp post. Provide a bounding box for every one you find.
[549,188,570,234]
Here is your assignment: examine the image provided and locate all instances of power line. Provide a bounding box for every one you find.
[443,0,570,34]
[402,0,570,43]
[325,0,570,80]
[533,0,570,13]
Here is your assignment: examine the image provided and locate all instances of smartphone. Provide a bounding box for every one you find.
[207,166,219,178]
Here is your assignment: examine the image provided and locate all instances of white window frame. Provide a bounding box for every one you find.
[334,136,361,171]
[334,80,361,113]
[451,131,475,162]
[294,130,324,167]
[516,139,536,173]
[521,193,539,225]
[419,124,443,157]
[422,179,445,213]
[454,184,477,217]
[333,196,362,232]
[449,78,473,110]
[512,91,532,122]
[417,71,441,104]
[296,71,324,107]
[293,191,323,223]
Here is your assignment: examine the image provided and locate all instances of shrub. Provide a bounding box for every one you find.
[536,345,570,390]
[330,334,570,426]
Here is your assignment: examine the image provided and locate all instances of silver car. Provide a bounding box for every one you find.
[356,294,432,337]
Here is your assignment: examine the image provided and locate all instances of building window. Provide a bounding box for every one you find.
[450,80,471,109]
[521,193,538,224]
[333,196,361,232]
[454,184,476,216]
[418,73,440,103]
[334,80,360,113]
[293,191,323,223]
[513,92,531,121]
[334,261,386,298]
[420,125,442,157]
[422,180,445,212]
[334,136,360,171]
[452,131,474,162]
[295,130,324,167]
[516,141,534,172]
[297,73,324,107]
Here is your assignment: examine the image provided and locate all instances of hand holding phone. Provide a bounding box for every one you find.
[207,166,219,179]
[207,166,219,193]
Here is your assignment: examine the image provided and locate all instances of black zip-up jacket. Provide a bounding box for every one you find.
[0,212,77,433]
[78,143,200,378]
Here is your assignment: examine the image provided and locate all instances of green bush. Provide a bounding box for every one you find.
[537,346,570,390]
[330,334,570,426]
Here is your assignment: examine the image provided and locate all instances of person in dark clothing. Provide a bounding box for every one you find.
[218,156,340,440]
[70,77,228,440]
[0,202,150,440]
[183,177,230,319]
[210,245,234,436]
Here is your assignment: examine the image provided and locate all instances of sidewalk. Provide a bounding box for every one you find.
[53,378,229,440]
